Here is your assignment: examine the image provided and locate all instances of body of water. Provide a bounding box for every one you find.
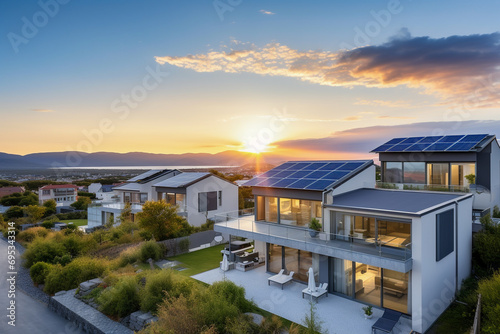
[49,165,238,170]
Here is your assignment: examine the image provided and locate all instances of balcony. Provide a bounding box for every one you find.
[89,202,144,211]
[376,181,490,193]
[214,209,412,273]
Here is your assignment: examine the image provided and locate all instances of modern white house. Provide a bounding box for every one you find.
[88,183,117,202]
[214,159,474,333]
[372,134,500,219]
[153,172,239,227]
[38,184,78,206]
[87,169,238,228]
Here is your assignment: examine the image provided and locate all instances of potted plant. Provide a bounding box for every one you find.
[308,218,322,237]
[362,305,373,319]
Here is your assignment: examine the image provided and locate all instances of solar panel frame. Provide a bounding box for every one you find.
[305,179,336,191]
[254,177,282,187]
[372,144,395,152]
[272,162,296,170]
[459,134,488,143]
[302,162,328,170]
[424,142,453,151]
[338,162,365,171]
[271,178,301,188]
[446,142,477,151]
[286,178,316,189]
[400,137,424,144]
[321,170,350,180]
[386,138,406,145]
[292,162,313,170]
[288,170,314,178]
[305,170,331,179]
[405,143,432,151]
[437,135,465,143]
[418,136,443,143]
[387,144,413,152]
[319,162,347,170]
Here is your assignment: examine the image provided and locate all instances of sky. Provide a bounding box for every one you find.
[1,0,500,160]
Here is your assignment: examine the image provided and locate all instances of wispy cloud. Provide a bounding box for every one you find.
[376,115,416,120]
[259,9,275,15]
[354,99,415,108]
[342,116,361,121]
[155,31,500,108]
[273,120,500,154]
[32,109,55,113]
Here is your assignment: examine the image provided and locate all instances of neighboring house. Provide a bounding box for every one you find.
[153,172,238,227]
[372,134,500,218]
[0,186,25,198]
[88,183,116,202]
[214,159,474,333]
[87,169,238,228]
[38,184,78,206]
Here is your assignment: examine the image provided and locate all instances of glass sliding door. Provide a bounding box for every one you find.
[333,258,353,296]
[355,264,381,307]
[267,244,282,274]
[451,163,475,187]
[383,162,403,183]
[403,162,425,184]
[377,220,411,249]
[382,269,409,314]
[427,163,449,186]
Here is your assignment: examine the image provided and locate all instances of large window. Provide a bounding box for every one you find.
[403,162,425,184]
[266,244,316,283]
[451,163,475,186]
[198,191,217,212]
[382,270,409,314]
[176,194,186,212]
[124,192,131,203]
[139,193,148,203]
[436,209,454,261]
[279,198,322,227]
[377,220,411,249]
[383,162,403,183]
[427,163,449,186]
[333,258,353,297]
[256,196,278,223]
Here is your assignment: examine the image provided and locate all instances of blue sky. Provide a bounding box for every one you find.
[1,0,500,157]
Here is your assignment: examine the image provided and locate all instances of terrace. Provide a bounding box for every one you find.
[193,265,412,334]
[214,209,412,273]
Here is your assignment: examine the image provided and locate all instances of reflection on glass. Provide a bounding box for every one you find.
[384,162,403,183]
[377,220,411,249]
[355,264,381,307]
[403,162,425,184]
[166,193,176,206]
[279,198,322,227]
[451,163,475,186]
[382,269,409,314]
[427,163,449,186]
[333,258,352,296]
[256,196,265,221]
[265,197,278,222]
[267,244,282,274]
[176,194,186,212]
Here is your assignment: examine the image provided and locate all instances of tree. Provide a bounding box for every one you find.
[137,200,185,241]
[5,206,24,219]
[19,192,38,206]
[43,199,57,216]
[70,197,92,210]
[24,205,46,224]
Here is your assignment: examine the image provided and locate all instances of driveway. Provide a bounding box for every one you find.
[0,238,84,334]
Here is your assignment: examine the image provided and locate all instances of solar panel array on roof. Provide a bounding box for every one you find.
[153,172,210,188]
[371,134,490,153]
[127,170,162,182]
[244,160,371,191]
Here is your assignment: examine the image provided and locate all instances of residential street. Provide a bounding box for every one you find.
[0,239,84,334]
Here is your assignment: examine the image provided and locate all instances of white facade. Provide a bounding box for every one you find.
[38,185,78,206]
[88,183,102,194]
[183,175,239,226]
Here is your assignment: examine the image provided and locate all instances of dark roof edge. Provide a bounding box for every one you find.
[328,160,374,191]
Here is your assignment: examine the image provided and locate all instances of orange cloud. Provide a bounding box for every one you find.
[155,32,500,108]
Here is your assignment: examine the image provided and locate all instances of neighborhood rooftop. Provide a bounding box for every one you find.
[326,188,473,216]
[243,160,373,191]
[371,134,495,153]
[153,172,212,188]
[126,169,177,183]
[40,184,79,190]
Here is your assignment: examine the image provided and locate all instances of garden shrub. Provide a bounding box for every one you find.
[23,238,66,267]
[41,220,55,229]
[98,276,140,317]
[30,262,53,285]
[140,270,194,313]
[18,226,48,242]
[478,272,500,333]
[44,257,107,294]
[139,240,163,262]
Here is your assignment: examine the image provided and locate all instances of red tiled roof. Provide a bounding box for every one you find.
[40,184,78,190]
[0,187,25,198]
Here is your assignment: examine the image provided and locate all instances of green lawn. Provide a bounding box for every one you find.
[167,244,225,277]
[59,219,88,227]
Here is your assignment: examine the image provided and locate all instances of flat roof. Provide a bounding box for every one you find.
[327,188,472,217]
[153,172,211,188]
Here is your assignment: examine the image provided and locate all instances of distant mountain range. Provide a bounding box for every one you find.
[0,151,287,169]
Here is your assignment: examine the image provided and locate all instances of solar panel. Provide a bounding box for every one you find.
[425,143,453,151]
[243,178,264,187]
[305,170,331,179]
[271,178,299,188]
[386,138,406,145]
[286,179,315,189]
[419,136,443,143]
[254,177,282,187]
[257,170,281,178]
[289,170,314,178]
[339,162,365,171]
[405,143,432,151]
[447,142,477,151]
[273,162,296,170]
[303,162,328,170]
[372,134,490,152]
[321,170,350,180]
[437,135,464,143]
[387,144,412,152]
[274,170,296,178]
[319,162,346,170]
[292,162,313,170]
[305,179,336,191]
[400,137,424,144]
[459,134,487,142]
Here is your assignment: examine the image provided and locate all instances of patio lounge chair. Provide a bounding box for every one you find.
[268,271,294,289]
[302,282,328,301]
[372,309,402,334]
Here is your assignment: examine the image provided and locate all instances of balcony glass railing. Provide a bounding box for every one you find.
[214,209,411,262]
[375,181,490,193]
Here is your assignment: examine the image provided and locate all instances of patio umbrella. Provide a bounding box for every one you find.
[221,253,229,271]
[307,267,316,292]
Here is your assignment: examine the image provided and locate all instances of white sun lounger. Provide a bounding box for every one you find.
[268,271,295,289]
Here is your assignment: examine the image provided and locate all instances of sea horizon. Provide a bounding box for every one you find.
[48,165,239,170]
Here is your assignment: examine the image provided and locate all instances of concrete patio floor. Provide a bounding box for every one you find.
[192,266,412,334]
